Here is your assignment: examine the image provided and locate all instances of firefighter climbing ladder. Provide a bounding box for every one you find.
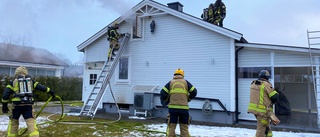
[79,33,130,119]
[307,30,320,128]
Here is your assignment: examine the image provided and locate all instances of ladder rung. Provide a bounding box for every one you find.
[308,30,320,33]
[96,80,103,83]
[309,37,320,39]
[310,43,320,45]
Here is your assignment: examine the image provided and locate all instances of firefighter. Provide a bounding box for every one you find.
[107,22,120,61]
[212,0,226,27]
[247,70,281,137]
[160,68,197,137]
[1,66,55,137]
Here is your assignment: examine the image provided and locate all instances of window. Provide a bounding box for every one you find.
[238,67,272,78]
[89,74,97,85]
[116,56,131,84]
[37,69,46,76]
[133,16,143,39]
[47,70,55,76]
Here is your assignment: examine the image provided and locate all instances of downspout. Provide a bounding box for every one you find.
[235,46,244,124]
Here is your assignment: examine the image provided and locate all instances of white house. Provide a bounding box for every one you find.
[77,0,320,129]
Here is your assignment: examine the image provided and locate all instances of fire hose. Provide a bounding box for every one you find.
[18,95,65,136]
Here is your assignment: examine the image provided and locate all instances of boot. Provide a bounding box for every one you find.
[7,119,19,137]
[166,123,177,137]
[180,124,190,137]
[25,118,39,137]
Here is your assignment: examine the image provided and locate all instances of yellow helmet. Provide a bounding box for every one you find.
[15,66,28,76]
[174,68,184,76]
[113,22,119,28]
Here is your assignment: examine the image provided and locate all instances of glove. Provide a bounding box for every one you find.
[2,103,9,113]
[48,89,56,98]
[270,115,280,125]
[120,33,125,36]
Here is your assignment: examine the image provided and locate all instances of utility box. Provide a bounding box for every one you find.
[131,85,158,111]
[133,92,154,110]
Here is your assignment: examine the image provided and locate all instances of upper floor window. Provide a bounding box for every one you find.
[133,16,143,39]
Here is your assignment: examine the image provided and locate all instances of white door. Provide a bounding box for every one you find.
[82,70,99,102]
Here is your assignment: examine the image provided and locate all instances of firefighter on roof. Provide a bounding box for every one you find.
[1,66,55,137]
[247,70,281,137]
[203,0,226,27]
[160,68,197,137]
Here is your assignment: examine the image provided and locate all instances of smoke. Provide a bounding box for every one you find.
[95,0,135,15]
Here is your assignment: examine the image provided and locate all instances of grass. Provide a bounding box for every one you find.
[0,105,166,137]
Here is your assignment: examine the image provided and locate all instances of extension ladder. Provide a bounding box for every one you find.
[79,33,130,119]
[307,30,320,128]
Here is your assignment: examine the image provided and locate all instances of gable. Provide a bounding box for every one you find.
[77,0,244,52]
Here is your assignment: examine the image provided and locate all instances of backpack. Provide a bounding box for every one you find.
[107,27,112,41]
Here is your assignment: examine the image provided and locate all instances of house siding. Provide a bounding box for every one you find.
[274,51,310,66]
[91,14,234,111]
[85,35,109,62]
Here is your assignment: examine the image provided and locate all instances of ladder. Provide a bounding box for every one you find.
[307,30,320,128]
[79,33,130,119]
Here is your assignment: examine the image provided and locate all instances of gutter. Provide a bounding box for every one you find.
[235,46,244,124]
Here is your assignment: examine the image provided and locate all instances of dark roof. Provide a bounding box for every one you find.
[0,43,68,66]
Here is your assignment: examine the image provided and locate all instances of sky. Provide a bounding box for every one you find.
[0,0,319,64]
[0,115,319,137]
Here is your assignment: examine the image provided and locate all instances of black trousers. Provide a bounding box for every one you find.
[168,108,189,124]
[12,105,33,120]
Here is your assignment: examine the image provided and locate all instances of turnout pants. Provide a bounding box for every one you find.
[108,40,120,59]
[7,105,39,137]
[255,115,272,137]
[166,108,191,137]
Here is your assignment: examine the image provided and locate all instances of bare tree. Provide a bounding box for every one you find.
[0,31,32,46]
[53,52,72,66]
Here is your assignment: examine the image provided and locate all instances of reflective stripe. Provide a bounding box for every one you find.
[189,86,195,92]
[2,99,9,103]
[6,85,14,90]
[168,104,189,109]
[259,84,265,106]
[248,103,267,113]
[12,97,21,101]
[46,87,50,93]
[7,120,18,137]
[163,87,169,93]
[171,82,186,91]
[170,88,188,94]
[269,90,277,98]
[34,82,39,88]
[261,119,268,124]
[29,131,39,137]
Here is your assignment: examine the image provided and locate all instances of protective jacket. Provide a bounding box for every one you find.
[247,78,279,116]
[160,75,197,109]
[2,78,52,105]
[213,2,226,18]
[107,27,120,41]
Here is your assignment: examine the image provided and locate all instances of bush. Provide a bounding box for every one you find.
[0,75,82,102]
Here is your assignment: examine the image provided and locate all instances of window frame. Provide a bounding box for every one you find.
[115,55,131,85]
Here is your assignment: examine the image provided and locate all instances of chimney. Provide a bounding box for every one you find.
[167,2,183,12]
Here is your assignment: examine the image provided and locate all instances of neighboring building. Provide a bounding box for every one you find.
[0,43,68,77]
[77,0,320,129]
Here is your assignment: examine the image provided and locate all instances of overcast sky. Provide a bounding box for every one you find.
[0,0,319,64]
